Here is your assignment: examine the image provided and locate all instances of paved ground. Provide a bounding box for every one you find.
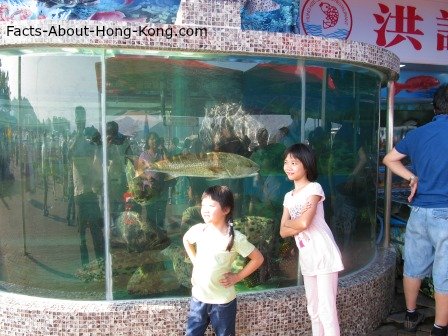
[367,279,436,335]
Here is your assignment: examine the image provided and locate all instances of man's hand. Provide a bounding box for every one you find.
[408,176,418,203]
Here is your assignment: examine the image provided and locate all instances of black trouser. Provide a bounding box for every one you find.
[74,192,104,266]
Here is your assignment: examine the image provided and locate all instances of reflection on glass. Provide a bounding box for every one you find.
[70,106,104,267]
[0,55,105,299]
[0,51,381,300]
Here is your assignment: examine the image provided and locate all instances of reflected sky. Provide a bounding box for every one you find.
[1,55,101,130]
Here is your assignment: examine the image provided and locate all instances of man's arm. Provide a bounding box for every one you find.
[382,148,418,202]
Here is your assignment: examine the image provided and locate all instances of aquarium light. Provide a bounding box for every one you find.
[61,48,79,53]
[178,52,203,58]
[143,50,161,55]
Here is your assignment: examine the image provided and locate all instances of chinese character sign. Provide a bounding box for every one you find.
[373,3,423,50]
[299,0,448,65]
[436,9,448,51]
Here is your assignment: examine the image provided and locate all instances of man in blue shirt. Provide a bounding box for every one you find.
[383,84,448,336]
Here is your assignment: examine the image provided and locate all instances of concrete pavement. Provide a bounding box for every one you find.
[367,279,436,336]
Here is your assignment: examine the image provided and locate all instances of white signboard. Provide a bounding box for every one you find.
[300,0,448,65]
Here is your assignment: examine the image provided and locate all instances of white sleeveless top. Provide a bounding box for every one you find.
[283,182,344,276]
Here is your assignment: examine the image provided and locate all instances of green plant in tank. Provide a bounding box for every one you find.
[125,159,160,204]
[421,277,435,299]
[232,216,278,287]
[74,258,105,282]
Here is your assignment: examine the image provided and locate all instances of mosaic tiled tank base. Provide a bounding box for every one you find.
[0,248,395,335]
[0,20,400,82]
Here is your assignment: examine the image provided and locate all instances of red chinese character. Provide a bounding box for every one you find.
[374,3,424,50]
[436,9,448,50]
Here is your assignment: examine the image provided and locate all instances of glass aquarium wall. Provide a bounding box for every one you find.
[0,49,382,300]
[0,52,105,299]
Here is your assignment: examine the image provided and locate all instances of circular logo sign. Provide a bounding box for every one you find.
[301,0,353,40]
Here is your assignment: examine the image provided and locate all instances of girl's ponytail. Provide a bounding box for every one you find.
[226,219,235,252]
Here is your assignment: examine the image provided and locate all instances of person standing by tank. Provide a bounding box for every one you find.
[183,185,264,336]
[280,143,344,336]
[383,84,448,336]
[68,106,104,266]
[105,121,133,223]
[136,131,170,247]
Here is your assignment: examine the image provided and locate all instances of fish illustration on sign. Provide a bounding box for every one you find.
[244,0,280,14]
[89,9,147,21]
[0,3,33,20]
[138,152,260,179]
[42,0,99,8]
[320,2,339,29]
[3,0,177,21]
[90,10,126,20]
[395,75,440,95]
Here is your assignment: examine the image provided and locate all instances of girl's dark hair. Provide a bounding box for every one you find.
[202,185,235,251]
[284,143,318,181]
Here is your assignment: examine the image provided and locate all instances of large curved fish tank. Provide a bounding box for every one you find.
[0,48,386,300]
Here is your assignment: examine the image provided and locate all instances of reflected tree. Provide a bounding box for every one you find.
[0,60,14,200]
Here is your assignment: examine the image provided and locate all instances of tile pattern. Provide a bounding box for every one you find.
[0,248,396,335]
[175,0,245,27]
[0,20,400,81]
